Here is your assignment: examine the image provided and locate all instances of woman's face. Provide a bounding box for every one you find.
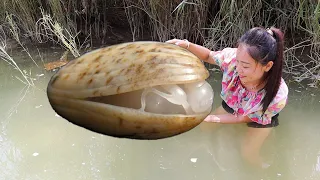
[235,44,273,85]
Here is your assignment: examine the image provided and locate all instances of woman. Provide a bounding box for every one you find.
[166,27,289,168]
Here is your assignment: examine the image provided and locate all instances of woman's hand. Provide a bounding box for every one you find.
[204,115,221,123]
[166,38,213,64]
[204,114,252,124]
[166,39,190,49]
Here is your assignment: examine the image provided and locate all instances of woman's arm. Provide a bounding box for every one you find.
[166,39,217,65]
[204,114,252,124]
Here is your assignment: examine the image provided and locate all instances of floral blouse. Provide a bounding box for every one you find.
[210,48,289,125]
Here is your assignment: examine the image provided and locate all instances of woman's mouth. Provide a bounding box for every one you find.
[239,75,246,78]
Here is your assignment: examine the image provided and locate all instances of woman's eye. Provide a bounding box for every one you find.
[243,67,249,69]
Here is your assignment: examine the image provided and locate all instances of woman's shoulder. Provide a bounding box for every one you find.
[210,47,237,68]
[220,47,237,63]
[266,78,289,111]
[276,78,289,99]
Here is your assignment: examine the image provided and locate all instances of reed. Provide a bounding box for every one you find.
[0,0,318,46]
[124,0,210,42]
[203,0,260,49]
[36,9,80,58]
[6,13,39,67]
[3,0,39,40]
[295,0,320,50]
[0,27,33,86]
[47,0,68,29]
[0,0,318,85]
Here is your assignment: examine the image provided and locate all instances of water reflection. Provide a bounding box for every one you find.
[0,48,320,180]
[0,130,23,180]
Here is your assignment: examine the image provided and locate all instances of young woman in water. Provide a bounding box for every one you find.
[166,27,289,168]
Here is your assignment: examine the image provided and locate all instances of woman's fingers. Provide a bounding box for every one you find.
[165,39,188,48]
[204,115,221,123]
[165,39,179,44]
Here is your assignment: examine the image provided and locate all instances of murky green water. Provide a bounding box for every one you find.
[1,47,320,180]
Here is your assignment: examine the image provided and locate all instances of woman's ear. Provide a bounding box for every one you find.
[264,61,274,72]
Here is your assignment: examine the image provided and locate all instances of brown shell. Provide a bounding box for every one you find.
[47,41,209,99]
[47,41,211,139]
[48,95,209,139]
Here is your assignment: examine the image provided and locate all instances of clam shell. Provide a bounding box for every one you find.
[47,41,211,139]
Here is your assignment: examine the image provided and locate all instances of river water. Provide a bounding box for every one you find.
[0,46,320,180]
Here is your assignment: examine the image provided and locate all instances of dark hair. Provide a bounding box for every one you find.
[238,27,284,114]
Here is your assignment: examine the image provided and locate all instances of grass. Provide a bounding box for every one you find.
[6,13,39,67]
[0,27,33,86]
[36,9,81,58]
[0,0,318,86]
[123,0,210,42]
[0,0,317,47]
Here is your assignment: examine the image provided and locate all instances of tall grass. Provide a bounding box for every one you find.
[0,0,122,43]
[204,0,262,49]
[6,13,39,67]
[0,27,33,86]
[0,0,318,47]
[0,0,319,85]
[124,0,210,42]
[36,9,80,58]
[1,0,39,40]
[295,0,320,50]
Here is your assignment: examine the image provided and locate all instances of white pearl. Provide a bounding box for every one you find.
[184,81,214,113]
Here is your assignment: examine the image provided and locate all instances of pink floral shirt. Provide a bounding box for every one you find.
[210,48,289,125]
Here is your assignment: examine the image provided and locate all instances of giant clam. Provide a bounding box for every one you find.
[47,41,214,139]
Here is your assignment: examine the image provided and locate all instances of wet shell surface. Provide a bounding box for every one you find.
[47,41,213,139]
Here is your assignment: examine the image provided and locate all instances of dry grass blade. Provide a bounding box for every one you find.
[0,27,33,86]
[6,13,39,67]
[36,9,80,58]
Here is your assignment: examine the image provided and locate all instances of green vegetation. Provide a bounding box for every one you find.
[0,0,319,85]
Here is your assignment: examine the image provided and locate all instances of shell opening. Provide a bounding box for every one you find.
[139,84,194,114]
[87,81,214,115]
